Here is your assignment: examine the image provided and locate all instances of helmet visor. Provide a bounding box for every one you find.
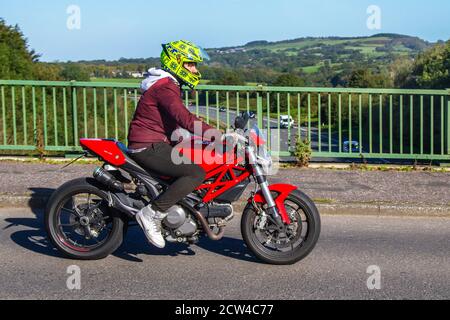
[199,46,210,61]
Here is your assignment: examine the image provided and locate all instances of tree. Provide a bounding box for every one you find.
[348,69,372,88]
[32,63,63,80]
[273,73,305,87]
[269,73,306,113]
[60,63,90,81]
[389,56,414,88]
[209,69,245,85]
[0,18,34,79]
[348,69,392,88]
[330,73,348,87]
[409,40,450,89]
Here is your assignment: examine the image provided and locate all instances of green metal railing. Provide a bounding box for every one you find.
[0,80,449,161]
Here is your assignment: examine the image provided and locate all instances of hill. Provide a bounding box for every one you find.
[51,33,435,87]
[206,33,431,74]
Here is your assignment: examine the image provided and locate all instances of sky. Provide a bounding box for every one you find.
[1,0,449,62]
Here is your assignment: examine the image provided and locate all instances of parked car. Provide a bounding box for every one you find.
[279,115,294,128]
[343,140,362,153]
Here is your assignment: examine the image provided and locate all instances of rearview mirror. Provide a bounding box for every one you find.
[234,112,250,130]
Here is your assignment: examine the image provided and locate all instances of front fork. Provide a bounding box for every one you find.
[247,147,285,230]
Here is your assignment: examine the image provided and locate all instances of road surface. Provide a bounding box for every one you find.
[0,207,448,300]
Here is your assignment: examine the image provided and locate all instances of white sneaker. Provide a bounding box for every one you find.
[135,206,166,249]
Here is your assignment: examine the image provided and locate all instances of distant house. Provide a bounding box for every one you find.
[130,72,144,78]
[215,47,247,54]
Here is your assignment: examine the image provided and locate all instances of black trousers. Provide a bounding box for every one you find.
[129,142,206,212]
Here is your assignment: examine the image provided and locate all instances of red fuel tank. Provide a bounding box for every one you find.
[174,137,244,173]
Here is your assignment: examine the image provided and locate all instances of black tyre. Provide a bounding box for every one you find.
[241,189,321,265]
[45,178,126,260]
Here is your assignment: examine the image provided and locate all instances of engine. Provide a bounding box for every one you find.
[161,203,234,244]
[162,206,198,243]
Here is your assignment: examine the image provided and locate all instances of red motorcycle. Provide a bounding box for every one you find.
[45,114,321,265]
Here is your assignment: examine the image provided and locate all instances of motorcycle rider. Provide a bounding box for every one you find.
[127,40,221,249]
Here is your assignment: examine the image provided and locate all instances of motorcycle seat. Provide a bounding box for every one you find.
[116,141,132,155]
[115,141,174,183]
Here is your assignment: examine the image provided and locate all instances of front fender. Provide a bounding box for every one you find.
[248,184,298,224]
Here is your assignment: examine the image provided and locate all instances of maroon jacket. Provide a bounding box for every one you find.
[128,78,215,150]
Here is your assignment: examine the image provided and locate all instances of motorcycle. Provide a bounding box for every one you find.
[45,113,321,265]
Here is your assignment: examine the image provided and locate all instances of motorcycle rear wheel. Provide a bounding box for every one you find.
[241,189,321,265]
[45,178,126,260]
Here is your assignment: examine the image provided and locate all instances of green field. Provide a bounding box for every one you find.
[301,62,342,74]
[243,36,420,63]
[246,36,394,53]
[302,65,321,74]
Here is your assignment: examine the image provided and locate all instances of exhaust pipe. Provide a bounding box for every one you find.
[93,167,125,192]
[190,208,225,241]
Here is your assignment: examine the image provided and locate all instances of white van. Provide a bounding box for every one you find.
[279,115,294,128]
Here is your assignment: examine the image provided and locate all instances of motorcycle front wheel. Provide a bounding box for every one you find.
[45,178,127,260]
[241,189,321,265]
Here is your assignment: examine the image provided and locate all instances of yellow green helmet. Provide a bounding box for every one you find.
[161,40,209,89]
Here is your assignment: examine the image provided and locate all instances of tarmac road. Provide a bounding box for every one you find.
[0,207,448,300]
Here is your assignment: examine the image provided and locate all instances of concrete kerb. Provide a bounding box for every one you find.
[0,194,50,209]
[316,203,450,217]
[1,194,449,218]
